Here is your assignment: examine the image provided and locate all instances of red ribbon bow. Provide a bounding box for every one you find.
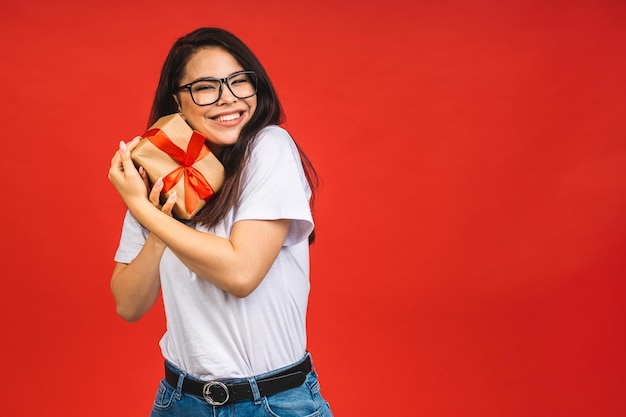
[142,127,216,215]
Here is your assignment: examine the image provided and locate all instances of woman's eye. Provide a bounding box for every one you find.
[230,76,249,85]
[193,83,217,92]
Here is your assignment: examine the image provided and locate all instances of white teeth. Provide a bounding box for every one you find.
[215,113,241,122]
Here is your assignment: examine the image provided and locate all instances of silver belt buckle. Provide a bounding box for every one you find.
[202,381,230,406]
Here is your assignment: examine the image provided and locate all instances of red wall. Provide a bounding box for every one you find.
[1,1,625,416]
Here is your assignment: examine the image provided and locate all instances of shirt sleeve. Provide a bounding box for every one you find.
[234,126,314,246]
[113,210,149,264]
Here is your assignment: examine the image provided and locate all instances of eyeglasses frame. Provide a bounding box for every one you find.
[176,71,258,106]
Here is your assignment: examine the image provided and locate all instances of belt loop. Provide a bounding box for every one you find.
[306,351,316,376]
[247,377,262,405]
[173,363,186,400]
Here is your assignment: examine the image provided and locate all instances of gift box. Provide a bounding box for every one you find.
[131,113,225,220]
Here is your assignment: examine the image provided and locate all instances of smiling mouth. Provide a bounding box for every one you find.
[213,112,242,122]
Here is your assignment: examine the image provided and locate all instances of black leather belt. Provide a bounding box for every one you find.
[165,356,312,406]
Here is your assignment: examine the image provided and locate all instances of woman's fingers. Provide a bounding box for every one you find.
[149,177,164,207]
[149,178,177,217]
[108,139,149,200]
[161,191,177,216]
[139,166,151,190]
[108,147,124,182]
[110,151,120,167]
[109,137,139,168]
[126,136,142,152]
[118,140,142,179]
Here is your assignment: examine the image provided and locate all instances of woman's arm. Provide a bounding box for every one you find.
[135,212,289,298]
[109,139,291,298]
[110,232,166,322]
[110,155,179,321]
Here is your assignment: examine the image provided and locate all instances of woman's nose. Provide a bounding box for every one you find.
[217,83,238,104]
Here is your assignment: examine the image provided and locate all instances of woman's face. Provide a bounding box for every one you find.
[175,47,257,155]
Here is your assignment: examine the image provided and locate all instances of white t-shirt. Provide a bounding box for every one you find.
[114,125,314,380]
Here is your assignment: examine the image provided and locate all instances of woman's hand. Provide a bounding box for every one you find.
[145,175,177,217]
[108,137,148,210]
[108,137,177,216]
[142,171,177,247]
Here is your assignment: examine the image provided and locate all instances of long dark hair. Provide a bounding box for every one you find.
[149,28,317,238]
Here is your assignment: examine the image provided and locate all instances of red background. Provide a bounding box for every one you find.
[1,1,625,416]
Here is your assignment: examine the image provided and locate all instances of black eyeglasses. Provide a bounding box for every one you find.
[176,71,258,106]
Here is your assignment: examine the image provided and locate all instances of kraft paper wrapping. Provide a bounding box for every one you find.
[131,114,225,220]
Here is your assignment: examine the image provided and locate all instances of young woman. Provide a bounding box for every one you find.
[108,28,333,417]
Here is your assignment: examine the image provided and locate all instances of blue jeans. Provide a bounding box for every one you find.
[150,354,333,417]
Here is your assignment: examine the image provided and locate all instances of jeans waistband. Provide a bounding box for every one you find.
[164,355,312,406]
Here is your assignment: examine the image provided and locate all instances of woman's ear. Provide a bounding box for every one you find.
[172,94,185,119]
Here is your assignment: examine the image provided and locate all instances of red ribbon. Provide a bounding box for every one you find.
[142,127,216,215]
